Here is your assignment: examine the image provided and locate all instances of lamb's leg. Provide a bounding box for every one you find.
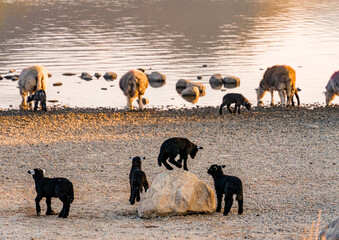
[136,188,141,202]
[46,197,56,215]
[183,157,189,171]
[34,100,39,112]
[223,196,233,216]
[168,156,182,168]
[216,192,223,212]
[226,104,233,114]
[42,100,47,111]
[237,199,243,214]
[58,204,65,218]
[143,181,149,192]
[129,184,133,202]
[161,158,174,170]
[130,188,137,205]
[62,201,71,218]
[35,195,43,216]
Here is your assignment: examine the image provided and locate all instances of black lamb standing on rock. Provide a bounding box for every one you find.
[207,164,243,216]
[28,168,74,218]
[129,156,149,205]
[219,93,251,115]
[158,137,203,171]
[27,89,47,111]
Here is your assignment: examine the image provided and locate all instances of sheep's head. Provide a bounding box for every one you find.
[256,86,266,107]
[28,168,46,180]
[190,145,203,159]
[130,156,145,167]
[207,164,225,178]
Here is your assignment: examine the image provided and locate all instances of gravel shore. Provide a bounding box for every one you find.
[0,106,338,239]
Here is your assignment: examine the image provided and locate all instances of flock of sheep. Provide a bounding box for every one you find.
[20,64,337,218]
[17,64,339,112]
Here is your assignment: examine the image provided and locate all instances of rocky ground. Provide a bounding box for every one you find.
[0,105,338,239]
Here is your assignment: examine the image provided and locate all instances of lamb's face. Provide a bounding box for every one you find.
[190,145,203,159]
[207,164,224,177]
[130,156,145,167]
[245,102,252,110]
[28,168,45,179]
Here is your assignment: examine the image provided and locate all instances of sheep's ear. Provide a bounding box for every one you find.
[28,169,35,175]
[221,165,226,168]
[197,146,203,149]
[42,169,46,175]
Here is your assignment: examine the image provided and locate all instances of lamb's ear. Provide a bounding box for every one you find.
[129,157,133,160]
[42,169,46,175]
[197,146,203,149]
[221,165,226,168]
[28,169,35,175]
[141,157,146,160]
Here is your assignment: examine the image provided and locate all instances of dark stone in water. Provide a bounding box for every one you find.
[202,64,207,67]
[101,88,107,90]
[103,72,117,81]
[11,76,19,81]
[94,73,101,78]
[9,69,15,73]
[53,82,63,86]
[0,75,3,80]
[63,73,76,76]
[48,73,52,78]
[48,100,58,103]
[197,76,202,80]
[4,75,13,79]
[81,72,93,80]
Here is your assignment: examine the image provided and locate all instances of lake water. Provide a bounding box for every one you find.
[1,0,339,109]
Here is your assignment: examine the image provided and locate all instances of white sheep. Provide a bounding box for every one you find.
[325,71,339,106]
[119,69,149,110]
[18,65,48,110]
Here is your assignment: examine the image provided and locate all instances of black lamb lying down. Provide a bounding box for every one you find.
[219,93,251,115]
[207,164,243,216]
[129,156,149,205]
[158,137,203,171]
[27,89,47,111]
[28,168,74,218]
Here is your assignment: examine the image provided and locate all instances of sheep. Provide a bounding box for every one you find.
[27,89,47,112]
[18,65,48,110]
[219,93,251,115]
[207,164,243,216]
[256,65,299,107]
[158,137,203,171]
[28,168,74,218]
[325,71,339,106]
[119,69,149,110]
[129,156,149,205]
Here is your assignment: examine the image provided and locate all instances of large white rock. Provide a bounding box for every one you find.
[320,218,339,240]
[186,82,206,94]
[181,86,200,96]
[138,170,215,218]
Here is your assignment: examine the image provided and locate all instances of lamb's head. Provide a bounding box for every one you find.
[190,145,203,159]
[244,100,252,111]
[130,156,145,167]
[207,164,225,178]
[27,93,38,103]
[28,168,46,180]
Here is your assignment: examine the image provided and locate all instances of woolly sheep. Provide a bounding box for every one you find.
[28,168,74,218]
[18,65,48,110]
[325,71,339,106]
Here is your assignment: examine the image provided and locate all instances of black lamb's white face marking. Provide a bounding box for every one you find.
[197,146,203,149]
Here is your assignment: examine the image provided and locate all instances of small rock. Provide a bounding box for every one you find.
[4,75,13,79]
[103,72,117,81]
[11,76,19,81]
[94,73,101,78]
[0,75,3,80]
[9,69,15,73]
[101,88,107,90]
[48,100,58,103]
[148,71,166,82]
[197,76,202,80]
[53,82,63,86]
[202,64,207,67]
[63,73,76,76]
[48,73,52,78]
[142,98,149,105]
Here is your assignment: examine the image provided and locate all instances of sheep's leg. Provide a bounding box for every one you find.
[136,188,141,202]
[20,90,28,110]
[168,156,182,168]
[129,184,133,202]
[270,90,275,106]
[226,104,233,114]
[216,193,223,212]
[35,195,43,216]
[223,196,233,216]
[278,90,286,106]
[42,100,47,111]
[138,95,144,110]
[161,158,174,170]
[46,197,56,215]
[127,96,134,110]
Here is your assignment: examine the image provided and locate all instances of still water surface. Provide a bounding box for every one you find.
[1,0,339,109]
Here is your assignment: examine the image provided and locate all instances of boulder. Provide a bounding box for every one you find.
[186,82,206,94]
[209,74,223,90]
[223,75,240,87]
[320,218,339,240]
[81,72,92,80]
[103,72,117,81]
[0,75,3,80]
[148,71,166,82]
[181,86,200,96]
[94,73,102,78]
[176,79,190,89]
[138,170,215,218]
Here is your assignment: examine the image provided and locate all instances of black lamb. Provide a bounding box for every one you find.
[219,93,251,115]
[27,89,47,111]
[207,164,243,216]
[129,156,149,205]
[28,168,74,218]
[158,137,203,171]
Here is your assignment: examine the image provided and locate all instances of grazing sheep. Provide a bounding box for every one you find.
[27,89,47,112]
[325,71,339,106]
[219,93,251,115]
[119,69,149,110]
[129,156,149,205]
[158,137,203,171]
[28,168,74,218]
[18,65,48,110]
[207,164,243,216]
[256,65,299,107]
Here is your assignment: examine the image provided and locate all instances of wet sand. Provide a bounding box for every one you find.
[0,105,338,239]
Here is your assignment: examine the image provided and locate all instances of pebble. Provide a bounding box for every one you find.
[63,73,76,76]
[0,75,3,80]
[48,73,52,78]
[197,76,202,80]
[94,73,102,78]
[9,69,15,73]
[101,88,107,90]
[53,82,63,86]
[202,64,207,67]
[11,76,19,81]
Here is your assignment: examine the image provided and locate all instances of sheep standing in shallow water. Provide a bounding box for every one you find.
[119,69,149,110]
[158,137,203,171]
[129,157,149,205]
[18,65,48,110]
[219,93,251,115]
[325,71,339,106]
[207,164,243,216]
[27,89,47,112]
[256,65,299,107]
[28,168,74,218]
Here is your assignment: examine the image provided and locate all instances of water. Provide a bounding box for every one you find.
[1,0,339,109]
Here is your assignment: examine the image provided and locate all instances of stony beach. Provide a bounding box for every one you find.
[0,105,338,239]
